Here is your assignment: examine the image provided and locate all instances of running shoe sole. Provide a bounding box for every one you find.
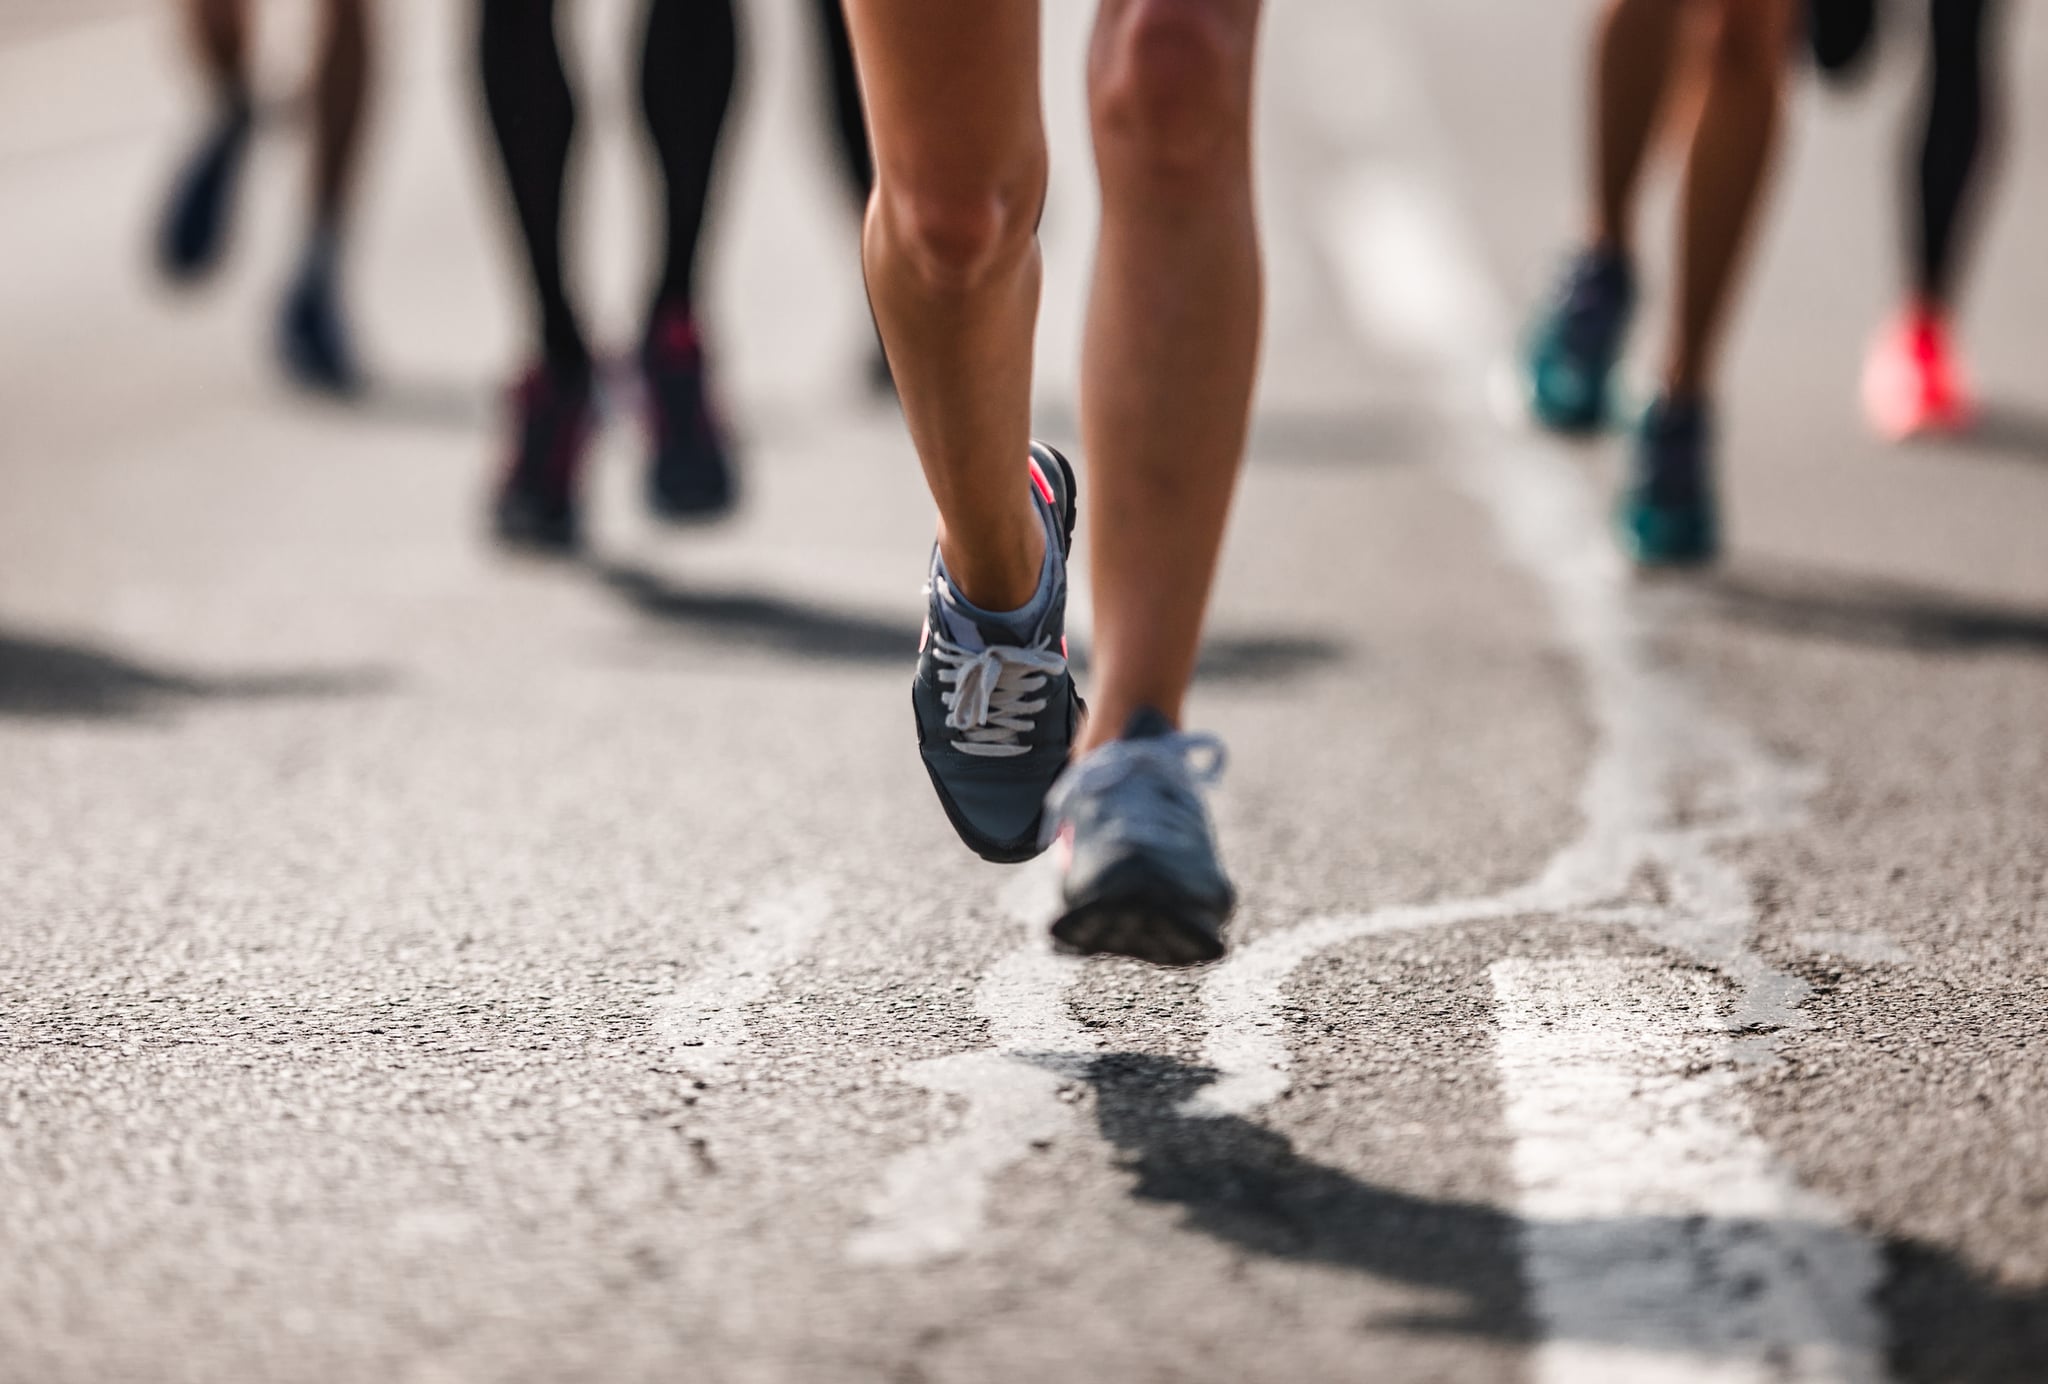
[1051,859,1232,967]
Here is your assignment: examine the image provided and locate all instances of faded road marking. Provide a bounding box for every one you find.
[1493,958,1884,1384]
[847,864,1096,1266]
[654,880,834,1073]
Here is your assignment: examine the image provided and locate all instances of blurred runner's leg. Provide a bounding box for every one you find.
[1665,0,1795,403]
[639,0,740,519]
[480,0,594,549]
[1865,0,2002,438]
[157,0,255,279]
[812,0,894,393]
[1521,0,1683,434]
[277,0,374,395]
[1630,0,1794,567]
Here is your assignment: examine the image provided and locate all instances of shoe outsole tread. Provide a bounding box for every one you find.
[1051,891,1229,967]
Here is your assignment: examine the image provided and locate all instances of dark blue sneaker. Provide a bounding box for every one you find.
[1808,0,1879,79]
[277,257,361,396]
[911,443,1081,863]
[492,361,596,552]
[1524,246,1635,434]
[643,307,736,520]
[1046,707,1235,967]
[157,101,253,282]
[1618,396,1719,567]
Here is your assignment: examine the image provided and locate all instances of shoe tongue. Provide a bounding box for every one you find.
[933,578,1036,652]
[1120,707,1175,741]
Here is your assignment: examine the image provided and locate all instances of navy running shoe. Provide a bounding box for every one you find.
[1618,396,1719,568]
[911,443,1081,863]
[158,102,253,282]
[1808,0,1879,79]
[643,307,735,520]
[1524,246,1635,434]
[1046,707,1235,967]
[492,361,596,552]
[277,260,361,396]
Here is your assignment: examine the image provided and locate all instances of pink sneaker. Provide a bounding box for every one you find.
[1862,302,1977,442]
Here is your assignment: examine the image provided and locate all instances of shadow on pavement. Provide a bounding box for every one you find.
[1959,401,2048,465]
[352,375,496,431]
[1082,1051,1532,1339]
[597,561,1347,683]
[1883,1240,2048,1384]
[0,627,390,721]
[1080,1052,2047,1379]
[1705,566,2048,656]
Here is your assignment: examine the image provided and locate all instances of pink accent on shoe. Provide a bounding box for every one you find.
[502,363,594,494]
[1027,455,1055,505]
[648,304,702,364]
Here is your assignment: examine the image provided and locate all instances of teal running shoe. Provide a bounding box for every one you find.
[1524,247,1635,434]
[1618,397,1719,568]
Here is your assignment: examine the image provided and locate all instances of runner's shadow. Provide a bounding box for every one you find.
[596,561,1346,682]
[1077,1052,2046,1375]
[350,375,496,431]
[0,627,391,721]
[1957,401,2048,465]
[1080,1051,1532,1339]
[1702,565,2048,656]
[596,562,906,663]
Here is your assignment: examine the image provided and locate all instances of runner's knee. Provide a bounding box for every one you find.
[874,159,1045,294]
[1089,0,1254,187]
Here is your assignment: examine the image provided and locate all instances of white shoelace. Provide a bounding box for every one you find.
[931,632,1067,758]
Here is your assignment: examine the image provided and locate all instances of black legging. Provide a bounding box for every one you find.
[1915,0,1997,305]
[478,0,871,374]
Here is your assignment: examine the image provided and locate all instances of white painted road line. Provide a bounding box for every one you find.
[1493,958,1885,1384]
[653,880,834,1074]
[846,863,1097,1266]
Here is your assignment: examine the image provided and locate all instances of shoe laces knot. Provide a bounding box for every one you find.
[933,634,1067,759]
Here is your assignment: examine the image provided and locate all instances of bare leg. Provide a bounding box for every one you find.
[1591,0,1687,253]
[184,0,252,103]
[1665,0,1795,397]
[840,0,1047,613]
[1078,0,1263,749]
[311,0,372,230]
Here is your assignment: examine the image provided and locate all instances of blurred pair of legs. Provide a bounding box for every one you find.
[1526,0,1798,566]
[479,0,871,547]
[158,0,373,394]
[1592,0,1798,406]
[850,0,1263,963]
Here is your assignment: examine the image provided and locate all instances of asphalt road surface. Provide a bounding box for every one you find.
[3,3,2045,1382]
